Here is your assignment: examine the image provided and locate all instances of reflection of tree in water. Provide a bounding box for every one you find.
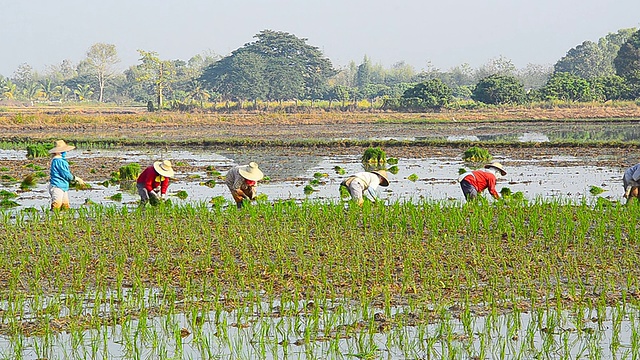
[549,126,640,141]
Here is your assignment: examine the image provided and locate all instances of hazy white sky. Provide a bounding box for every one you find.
[1,0,639,77]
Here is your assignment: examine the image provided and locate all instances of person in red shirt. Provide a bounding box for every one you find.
[459,162,507,201]
[136,160,175,206]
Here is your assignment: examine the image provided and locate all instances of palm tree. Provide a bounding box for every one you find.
[187,80,210,108]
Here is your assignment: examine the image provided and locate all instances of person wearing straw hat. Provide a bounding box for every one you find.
[340,170,390,206]
[225,162,264,209]
[459,162,507,201]
[48,140,85,210]
[622,162,640,204]
[136,160,175,206]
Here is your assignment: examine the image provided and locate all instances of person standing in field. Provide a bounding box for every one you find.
[622,163,640,204]
[340,170,390,206]
[459,162,507,201]
[136,160,175,206]
[48,140,85,210]
[225,162,264,209]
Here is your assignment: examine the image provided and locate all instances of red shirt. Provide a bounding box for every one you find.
[136,166,169,194]
[463,170,499,198]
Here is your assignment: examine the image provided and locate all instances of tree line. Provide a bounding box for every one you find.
[0,28,639,112]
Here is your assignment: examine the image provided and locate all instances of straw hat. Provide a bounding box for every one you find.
[48,140,75,153]
[371,170,390,187]
[238,162,264,181]
[153,160,175,178]
[484,162,507,176]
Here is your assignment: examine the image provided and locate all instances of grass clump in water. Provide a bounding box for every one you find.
[26,143,54,158]
[108,193,123,202]
[118,163,141,181]
[362,147,386,164]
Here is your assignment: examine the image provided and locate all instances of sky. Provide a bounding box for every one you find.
[1,0,639,77]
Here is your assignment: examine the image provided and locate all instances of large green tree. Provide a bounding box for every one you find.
[200,30,335,102]
[135,50,175,108]
[402,79,452,110]
[541,72,593,101]
[472,74,526,105]
[614,29,640,97]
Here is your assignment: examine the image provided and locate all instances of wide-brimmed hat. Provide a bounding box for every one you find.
[238,162,264,181]
[153,160,175,178]
[484,162,507,176]
[49,140,75,153]
[371,170,390,187]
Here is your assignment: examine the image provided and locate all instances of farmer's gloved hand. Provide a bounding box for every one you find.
[161,193,167,200]
[74,176,85,186]
[149,190,159,199]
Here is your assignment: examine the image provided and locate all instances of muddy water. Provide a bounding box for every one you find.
[0,147,625,211]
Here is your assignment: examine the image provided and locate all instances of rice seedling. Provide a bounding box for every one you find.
[108,193,123,202]
[118,163,141,181]
[362,147,386,164]
[334,166,346,175]
[303,185,315,195]
[1,174,18,182]
[387,157,398,165]
[26,143,54,158]
[202,179,217,188]
[175,190,188,199]
[388,165,399,175]
[19,174,36,190]
[407,174,418,182]
[589,185,605,195]
[0,166,9,171]
[462,146,492,162]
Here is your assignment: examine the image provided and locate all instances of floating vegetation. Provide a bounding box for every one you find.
[205,165,221,177]
[262,175,271,182]
[458,168,468,175]
[590,185,606,195]
[202,179,217,188]
[313,172,328,179]
[334,166,346,175]
[118,163,141,181]
[26,143,54,158]
[0,190,19,208]
[209,195,227,206]
[388,165,399,175]
[0,190,18,199]
[462,146,492,162]
[407,173,419,182]
[309,178,321,186]
[175,190,189,199]
[362,146,386,164]
[304,185,315,195]
[108,193,123,202]
[19,174,36,190]
[1,174,18,182]
[387,157,398,165]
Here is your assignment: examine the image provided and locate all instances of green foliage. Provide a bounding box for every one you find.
[20,174,36,191]
[472,74,526,105]
[0,190,18,199]
[209,196,227,207]
[362,147,386,164]
[202,179,216,188]
[118,163,141,181]
[334,166,346,175]
[303,185,315,195]
[590,75,630,101]
[589,186,605,195]
[542,72,593,101]
[401,78,452,110]
[313,172,327,179]
[614,29,640,97]
[26,143,54,158]
[407,174,418,182]
[462,147,493,162]
[458,168,468,175]
[108,193,123,202]
[387,157,398,165]
[0,198,19,208]
[388,165,399,175]
[0,167,8,172]
[175,190,188,199]
[339,185,351,200]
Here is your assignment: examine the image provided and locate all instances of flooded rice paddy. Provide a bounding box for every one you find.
[0,146,629,211]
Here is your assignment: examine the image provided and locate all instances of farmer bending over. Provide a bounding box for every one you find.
[48,140,85,210]
[340,170,389,206]
[136,160,174,206]
[623,163,640,204]
[459,162,507,201]
[225,162,264,209]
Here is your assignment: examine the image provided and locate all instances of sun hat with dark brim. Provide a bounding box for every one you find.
[153,160,175,178]
[48,140,76,154]
[484,162,507,176]
[371,170,390,187]
[238,162,264,181]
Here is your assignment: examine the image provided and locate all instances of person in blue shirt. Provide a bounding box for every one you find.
[623,163,640,204]
[48,140,84,210]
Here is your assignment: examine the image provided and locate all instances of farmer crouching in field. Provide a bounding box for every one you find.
[136,160,175,206]
[459,162,507,201]
[622,163,640,204]
[48,140,85,210]
[225,162,264,209]
[340,170,390,206]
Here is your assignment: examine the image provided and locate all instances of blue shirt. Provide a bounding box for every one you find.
[50,154,74,191]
